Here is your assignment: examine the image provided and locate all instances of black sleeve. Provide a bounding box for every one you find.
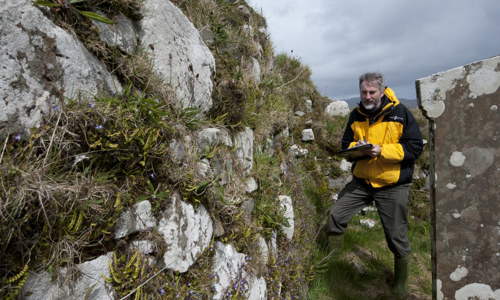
[400,107,423,161]
[341,111,356,150]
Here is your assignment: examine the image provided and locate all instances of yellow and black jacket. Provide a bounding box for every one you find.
[342,87,423,188]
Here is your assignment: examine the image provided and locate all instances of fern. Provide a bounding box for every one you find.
[4,265,30,299]
[104,250,151,298]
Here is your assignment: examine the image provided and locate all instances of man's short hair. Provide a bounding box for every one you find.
[359,72,385,92]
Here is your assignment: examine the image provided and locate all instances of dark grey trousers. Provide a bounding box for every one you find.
[327,178,412,258]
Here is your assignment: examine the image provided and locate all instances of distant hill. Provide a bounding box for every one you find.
[341,97,418,110]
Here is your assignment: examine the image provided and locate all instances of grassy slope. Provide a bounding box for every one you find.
[0,0,431,299]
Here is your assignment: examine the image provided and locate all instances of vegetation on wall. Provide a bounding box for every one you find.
[0,0,431,299]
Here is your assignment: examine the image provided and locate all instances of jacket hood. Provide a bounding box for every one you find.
[357,86,400,116]
[383,87,400,106]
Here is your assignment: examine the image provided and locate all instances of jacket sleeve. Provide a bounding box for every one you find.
[380,106,423,162]
[400,108,423,161]
[341,111,357,150]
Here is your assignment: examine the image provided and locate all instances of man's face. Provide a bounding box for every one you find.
[360,81,383,111]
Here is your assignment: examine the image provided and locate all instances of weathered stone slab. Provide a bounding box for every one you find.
[416,55,500,299]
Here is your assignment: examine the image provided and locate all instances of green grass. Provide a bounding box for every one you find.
[308,208,432,299]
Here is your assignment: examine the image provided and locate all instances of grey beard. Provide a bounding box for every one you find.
[362,102,376,111]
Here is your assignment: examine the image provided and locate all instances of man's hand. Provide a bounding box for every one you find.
[356,139,381,158]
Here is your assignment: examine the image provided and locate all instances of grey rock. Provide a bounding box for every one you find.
[0,1,121,137]
[327,173,352,190]
[114,200,157,239]
[247,275,267,300]
[197,158,213,178]
[197,127,233,151]
[256,235,269,265]
[234,127,255,173]
[22,253,114,300]
[245,177,258,193]
[212,242,267,300]
[305,99,313,112]
[325,100,350,117]
[158,192,213,273]
[278,195,294,240]
[340,159,352,172]
[360,218,377,229]
[131,240,156,255]
[290,144,308,157]
[138,0,215,113]
[200,27,215,45]
[241,198,255,220]
[212,242,246,300]
[94,13,137,54]
[301,129,315,142]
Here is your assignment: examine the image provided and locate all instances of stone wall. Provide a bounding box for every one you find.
[416,56,500,300]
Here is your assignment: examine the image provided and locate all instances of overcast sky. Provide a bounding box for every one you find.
[246,0,500,100]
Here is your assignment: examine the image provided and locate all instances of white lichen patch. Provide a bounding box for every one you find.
[417,66,465,119]
[450,151,466,167]
[455,283,500,300]
[437,279,444,300]
[463,147,495,177]
[491,105,498,111]
[447,183,457,189]
[450,266,468,281]
[466,58,500,97]
[422,100,446,119]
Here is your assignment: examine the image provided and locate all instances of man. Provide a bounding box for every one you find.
[327,72,423,294]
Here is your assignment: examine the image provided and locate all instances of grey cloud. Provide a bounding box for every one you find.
[248,0,500,99]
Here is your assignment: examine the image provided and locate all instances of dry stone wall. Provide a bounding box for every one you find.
[416,55,500,300]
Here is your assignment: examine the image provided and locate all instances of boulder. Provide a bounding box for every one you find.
[138,0,216,112]
[325,100,350,117]
[0,1,121,137]
[22,253,114,300]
